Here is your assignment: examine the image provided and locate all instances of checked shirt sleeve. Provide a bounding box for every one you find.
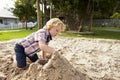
[34,30,47,43]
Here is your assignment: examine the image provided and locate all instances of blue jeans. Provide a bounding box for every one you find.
[14,44,38,68]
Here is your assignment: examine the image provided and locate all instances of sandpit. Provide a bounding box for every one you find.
[0,37,120,80]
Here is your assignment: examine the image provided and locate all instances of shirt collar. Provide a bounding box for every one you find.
[48,31,52,40]
[46,29,52,41]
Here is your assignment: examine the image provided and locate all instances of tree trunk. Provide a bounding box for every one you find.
[36,0,41,29]
[50,3,52,19]
[88,0,94,32]
[44,0,47,25]
[25,21,28,30]
[78,19,84,32]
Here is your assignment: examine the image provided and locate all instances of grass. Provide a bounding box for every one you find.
[84,30,120,40]
[0,29,37,41]
[0,27,120,41]
[59,29,120,40]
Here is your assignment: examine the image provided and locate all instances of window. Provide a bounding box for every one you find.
[4,19,8,25]
[0,19,3,24]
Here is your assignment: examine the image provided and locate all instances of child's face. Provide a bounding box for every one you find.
[49,26,61,37]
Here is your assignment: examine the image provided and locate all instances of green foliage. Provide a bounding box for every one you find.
[50,0,118,19]
[94,0,118,19]
[114,0,120,13]
[49,0,93,32]
[110,12,120,19]
[12,0,37,22]
[7,0,120,32]
[50,0,90,18]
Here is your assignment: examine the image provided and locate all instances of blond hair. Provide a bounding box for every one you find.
[43,18,66,31]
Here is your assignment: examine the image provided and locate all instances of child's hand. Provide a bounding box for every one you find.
[38,59,48,65]
[46,54,52,59]
[53,50,64,55]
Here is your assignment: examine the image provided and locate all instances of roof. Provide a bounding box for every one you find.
[0,9,18,19]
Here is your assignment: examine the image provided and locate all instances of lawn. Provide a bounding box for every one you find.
[0,27,120,41]
[0,29,37,41]
[59,27,120,40]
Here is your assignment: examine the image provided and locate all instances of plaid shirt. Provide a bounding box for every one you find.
[18,29,52,56]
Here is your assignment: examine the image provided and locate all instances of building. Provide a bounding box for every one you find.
[0,9,18,29]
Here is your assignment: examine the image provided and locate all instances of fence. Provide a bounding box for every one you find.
[93,19,120,27]
[0,23,19,29]
[0,22,37,29]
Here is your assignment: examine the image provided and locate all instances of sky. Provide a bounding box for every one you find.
[0,0,44,11]
[0,0,15,10]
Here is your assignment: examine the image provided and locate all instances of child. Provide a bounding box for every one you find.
[14,18,66,69]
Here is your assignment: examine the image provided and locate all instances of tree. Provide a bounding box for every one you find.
[32,0,44,29]
[36,0,41,29]
[49,0,91,32]
[50,0,119,32]
[12,0,37,29]
[94,0,117,19]
[111,12,120,19]
[12,0,119,31]
[110,12,120,27]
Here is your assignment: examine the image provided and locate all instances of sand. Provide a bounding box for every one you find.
[0,37,120,80]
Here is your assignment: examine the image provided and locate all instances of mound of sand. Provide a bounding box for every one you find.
[2,51,91,80]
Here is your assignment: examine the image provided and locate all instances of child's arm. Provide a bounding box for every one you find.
[39,40,55,55]
[41,50,46,60]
